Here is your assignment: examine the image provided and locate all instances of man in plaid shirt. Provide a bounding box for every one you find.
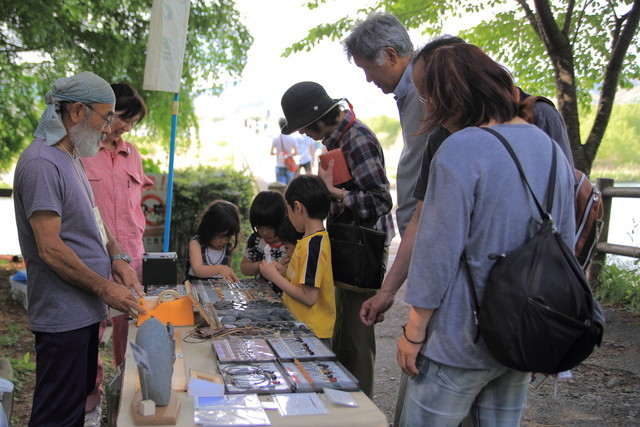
[280,81,394,397]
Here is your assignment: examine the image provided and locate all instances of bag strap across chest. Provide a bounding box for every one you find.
[481,127,557,219]
[464,127,558,338]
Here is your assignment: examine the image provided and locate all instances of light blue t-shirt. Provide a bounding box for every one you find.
[405,124,576,369]
[14,139,109,333]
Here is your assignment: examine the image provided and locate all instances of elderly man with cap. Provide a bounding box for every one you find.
[13,71,146,426]
[280,81,394,397]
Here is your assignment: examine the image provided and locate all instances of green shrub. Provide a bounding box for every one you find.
[594,259,640,314]
[168,165,255,280]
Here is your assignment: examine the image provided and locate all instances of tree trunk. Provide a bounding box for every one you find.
[532,0,585,171]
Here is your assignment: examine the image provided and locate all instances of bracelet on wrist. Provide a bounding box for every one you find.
[402,323,426,344]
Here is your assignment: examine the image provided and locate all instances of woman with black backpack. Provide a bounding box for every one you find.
[396,42,577,426]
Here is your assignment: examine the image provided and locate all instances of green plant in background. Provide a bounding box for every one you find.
[588,104,640,181]
[0,0,253,173]
[169,165,255,280]
[365,116,401,150]
[0,324,23,347]
[9,352,36,387]
[595,259,640,314]
[140,148,164,174]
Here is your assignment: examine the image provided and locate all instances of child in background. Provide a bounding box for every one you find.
[277,216,303,261]
[259,175,335,344]
[186,200,240,282]
[240,191,288,293]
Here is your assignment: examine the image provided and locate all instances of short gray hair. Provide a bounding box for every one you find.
[343,12,414,62]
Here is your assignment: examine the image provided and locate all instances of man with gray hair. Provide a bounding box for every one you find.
[13,71,146,426]
[344,12,426,238]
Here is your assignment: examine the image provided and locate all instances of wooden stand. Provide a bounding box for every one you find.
[130,391,180,425]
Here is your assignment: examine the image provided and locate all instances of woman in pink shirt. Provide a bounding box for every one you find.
[81,83,153,424]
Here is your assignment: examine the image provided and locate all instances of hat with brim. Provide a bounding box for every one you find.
[280,81,343,135]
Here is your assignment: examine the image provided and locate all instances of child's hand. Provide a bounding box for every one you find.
[275,257,290,276]
[259,260,279,282]
[219,266,238,283]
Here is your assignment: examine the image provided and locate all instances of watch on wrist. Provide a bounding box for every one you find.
[110,252,131,263]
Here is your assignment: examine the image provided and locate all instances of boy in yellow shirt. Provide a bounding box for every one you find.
[260,175,335,344]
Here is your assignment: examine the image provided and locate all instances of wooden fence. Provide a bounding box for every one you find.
[588,178,640,283]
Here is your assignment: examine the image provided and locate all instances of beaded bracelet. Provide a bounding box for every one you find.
[402,323,426,344]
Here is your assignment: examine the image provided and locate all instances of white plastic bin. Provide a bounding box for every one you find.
[9,272,27,310]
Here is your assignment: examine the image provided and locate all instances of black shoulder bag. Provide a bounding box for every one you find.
[465,127,604,374]
[328,200,386,291]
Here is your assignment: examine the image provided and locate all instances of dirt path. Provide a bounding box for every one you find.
[372,283,640,426]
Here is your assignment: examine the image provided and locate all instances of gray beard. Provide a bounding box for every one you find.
[69,120,103,158]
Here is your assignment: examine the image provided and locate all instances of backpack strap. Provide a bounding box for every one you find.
[464,127,558,341]
[480,127,557,218]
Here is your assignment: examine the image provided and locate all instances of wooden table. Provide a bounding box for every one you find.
[117,325,388,426]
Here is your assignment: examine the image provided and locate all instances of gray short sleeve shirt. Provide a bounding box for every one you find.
[14,139,109,333]
[405,125,576,369]
[394,63,429,236]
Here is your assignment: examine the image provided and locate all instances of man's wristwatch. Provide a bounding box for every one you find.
[110,253,132,263]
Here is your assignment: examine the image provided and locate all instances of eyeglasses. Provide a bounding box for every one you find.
[84,104,114,128]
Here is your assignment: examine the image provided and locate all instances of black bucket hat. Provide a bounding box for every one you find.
[280,82,343,135]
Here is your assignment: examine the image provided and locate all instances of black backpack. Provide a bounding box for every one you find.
[466,128,605,374]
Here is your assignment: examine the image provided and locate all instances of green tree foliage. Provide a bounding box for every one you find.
[169,165,255,279]
[286,0,640,175]
[365,115,402,149]
[588,103,640,181]
[0,0,253,172]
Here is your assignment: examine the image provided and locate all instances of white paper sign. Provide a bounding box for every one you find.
[187,378,224,397]
[143,0,191,93]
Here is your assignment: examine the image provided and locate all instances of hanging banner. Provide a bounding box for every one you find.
[143,0,191,93]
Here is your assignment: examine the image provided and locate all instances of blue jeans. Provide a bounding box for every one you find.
[400,355,530,427]
[275,166,295,184]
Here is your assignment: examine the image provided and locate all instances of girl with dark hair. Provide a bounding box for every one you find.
[397,42,576,426]
[186,200,241,282]
[240,191,288,293]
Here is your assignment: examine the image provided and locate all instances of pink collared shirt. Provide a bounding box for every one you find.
[81,138,154,279]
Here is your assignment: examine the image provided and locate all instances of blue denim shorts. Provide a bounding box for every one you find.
[400,355,530,427]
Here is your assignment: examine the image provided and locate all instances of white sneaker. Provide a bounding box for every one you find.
[84,405,102,427]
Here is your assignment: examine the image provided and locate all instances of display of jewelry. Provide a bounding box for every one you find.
[219,362,292,394]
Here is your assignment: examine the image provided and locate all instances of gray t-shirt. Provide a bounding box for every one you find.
[14,139,109,333]
[394,63,429,236]
[413,99,575,202]
[405,125,575,369]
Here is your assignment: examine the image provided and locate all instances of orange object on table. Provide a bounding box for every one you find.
[136,290,194,327]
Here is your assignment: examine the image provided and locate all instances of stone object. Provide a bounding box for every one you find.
[135,317,176,406]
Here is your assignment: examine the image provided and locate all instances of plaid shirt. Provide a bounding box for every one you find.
[324,109,395,244]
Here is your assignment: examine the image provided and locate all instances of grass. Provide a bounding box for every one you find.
[594,258,640,314]
[9,353,36,387]
[0,324,22,347]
